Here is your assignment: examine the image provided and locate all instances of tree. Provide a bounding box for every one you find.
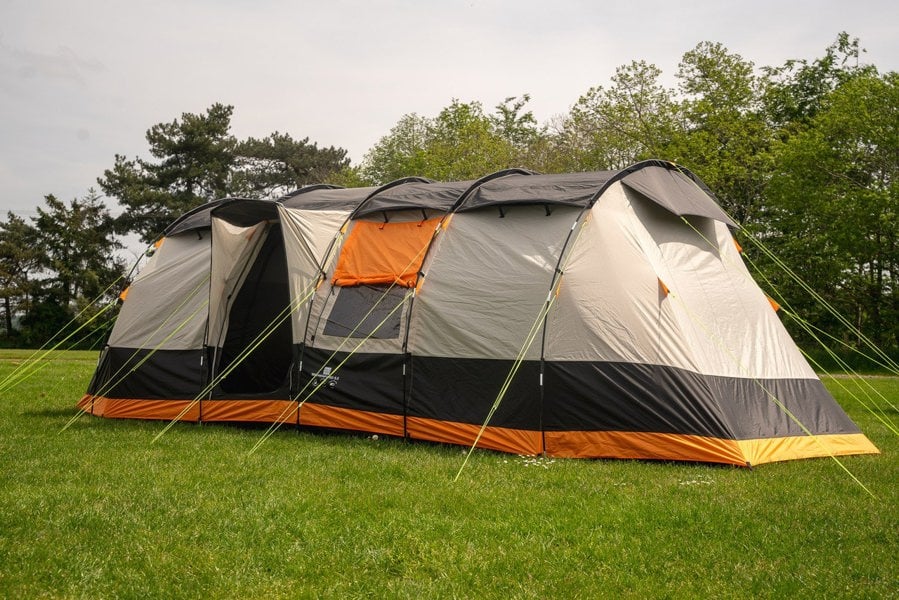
[558,61,677,171]
[231,132,350,198]
[762,32,875,131]
[98,103,237,243]
[100,104,353,242]
[359,113,432,184]
[0,213,41,339]
[764,71,898,351]
[360,97,544,184]
[490,94,547,162]
[32,190,124,308]
[424,99,518,180]
[661,42,774,226]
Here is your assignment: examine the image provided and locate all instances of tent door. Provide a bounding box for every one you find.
[217,224,292,394]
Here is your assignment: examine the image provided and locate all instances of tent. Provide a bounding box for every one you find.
[80,160,879,466]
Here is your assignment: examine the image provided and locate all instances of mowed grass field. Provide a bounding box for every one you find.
[0,349,896,599]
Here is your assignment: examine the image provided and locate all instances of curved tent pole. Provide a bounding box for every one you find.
[162,197,235,237]
[532,171,618,452]
[584,159,717,210]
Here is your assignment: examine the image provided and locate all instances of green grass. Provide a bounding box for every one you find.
[0,349,896,599]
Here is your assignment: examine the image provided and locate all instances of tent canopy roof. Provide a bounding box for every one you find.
[160,160,734,237]
[353,180,472,218]
[164,186,376,236]
[454,171,613,212]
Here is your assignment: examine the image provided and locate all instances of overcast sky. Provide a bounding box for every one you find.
[2,0,898,218]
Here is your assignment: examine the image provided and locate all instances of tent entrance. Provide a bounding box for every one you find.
[218,224,292,394]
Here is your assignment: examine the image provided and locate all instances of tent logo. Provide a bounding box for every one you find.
[314,366,339,388]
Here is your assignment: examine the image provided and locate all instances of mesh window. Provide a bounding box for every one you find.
[323,284,406,339]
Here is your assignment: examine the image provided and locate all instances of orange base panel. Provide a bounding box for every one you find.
[78,395,879,465]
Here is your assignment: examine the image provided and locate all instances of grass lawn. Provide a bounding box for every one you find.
[0,349,896,598]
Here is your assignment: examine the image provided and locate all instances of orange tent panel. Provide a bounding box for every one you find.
[332,218,441,288]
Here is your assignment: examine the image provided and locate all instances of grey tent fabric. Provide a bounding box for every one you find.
[107,232,211,350]
[619,166,735,226]
[282,186,377,211]
[211,199,282,228]
[455,171,613,211]
[164,198,236,237]
[353,180,471,218]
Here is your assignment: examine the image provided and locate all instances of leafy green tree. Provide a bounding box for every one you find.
[764,71,899,351]
[359,113,433,184]
[424,100,518,180]
[0,213,41,339]
[490,94,547,161]
[18,292,80,348]
[327,164,371,188]
[662,42,773,226]
[32,190,125,309]
[360,97,545,184]
[558,61,677,171]
[762,32,875,131]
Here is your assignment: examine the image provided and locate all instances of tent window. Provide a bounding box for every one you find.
[332,218,440,288]
[323,285,405,339]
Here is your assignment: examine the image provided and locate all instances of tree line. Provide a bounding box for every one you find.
[1,33,896,359]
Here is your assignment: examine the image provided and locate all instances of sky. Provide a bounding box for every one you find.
[2,0,898,219]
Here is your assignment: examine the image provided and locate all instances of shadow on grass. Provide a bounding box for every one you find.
[22,407,82,418]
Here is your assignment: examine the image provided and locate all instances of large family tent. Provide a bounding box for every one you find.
[80,160,879,466]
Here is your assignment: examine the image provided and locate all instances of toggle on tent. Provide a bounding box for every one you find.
[80,161,879,466]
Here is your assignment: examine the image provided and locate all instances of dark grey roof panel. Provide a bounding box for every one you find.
[160,163,733,235]
[353,180,472,217]
[209,188,378,228]
[455,171,616,212]
[164,198,241,237]
[282,186,376,211]
[210,199,281,228]
[619,166,735,226]
[162,187,375,236]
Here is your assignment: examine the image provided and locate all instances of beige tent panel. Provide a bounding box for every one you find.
[622,184,816,379]
[207,218,270,349]
[548,181,817,380]
[545,184,700,371]
[108,232,211,350]
[279,206,352,343]
[410,205,581,360]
